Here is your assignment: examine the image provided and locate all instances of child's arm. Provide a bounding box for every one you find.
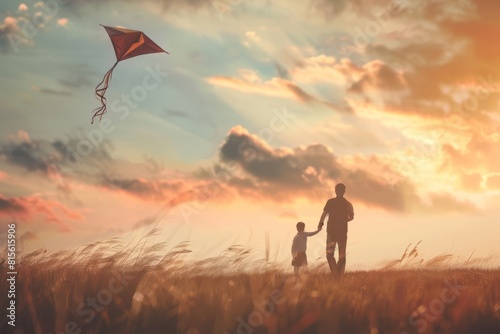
[291,238,298,257]
[304,228,321,237]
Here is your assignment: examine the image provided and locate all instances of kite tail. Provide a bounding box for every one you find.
[91,61,118,124]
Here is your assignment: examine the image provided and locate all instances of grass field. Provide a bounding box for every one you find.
[1,236,499,334]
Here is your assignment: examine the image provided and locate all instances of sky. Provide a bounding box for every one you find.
[1,0,499,270]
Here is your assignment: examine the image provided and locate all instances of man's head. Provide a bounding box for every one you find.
[335,183,346,197]
[296,222,305,232]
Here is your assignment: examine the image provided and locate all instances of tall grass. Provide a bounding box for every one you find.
[1,234,499,334]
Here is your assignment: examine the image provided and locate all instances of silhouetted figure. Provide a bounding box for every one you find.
[318,183,354,277]
[291,222,321,278]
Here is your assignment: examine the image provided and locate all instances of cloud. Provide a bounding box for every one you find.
[352,0,500,120]
[0,194,83,231]
[0,132,115,200]
[12,130,30,142]
[245,31,261,43]
[0,16,31,52]
[58,75,92,88]
[32,85,72,96]
[206,69,347,112]
[270,56,411,112]
[132,216,157,229]
[97,171,238,214]
[425,193,476,213]
[216,126,474,213]
[310,0,349,17]
[486,174,500,190]
[0,195,26,214]
[62,0,215,15]
[0,126,476,216]
[289,55,364,84]
[219,125,338,189]
[441,131,500,175]
[274,62,290,79]
[326,27,500,201]
[279,211,298,219]
[163,108,190,118]
[460,173,482,191]
[57,63,95,90]
[0,132,214,205]
[348,60,408,93]
[309,0,400,19]
[207,70,298,99]
[0,140,54,174]
[0,132,114,175]
[100,176,185,200]
[20,231,38,243]
[57,18,70,27]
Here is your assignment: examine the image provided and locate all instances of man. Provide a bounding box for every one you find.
[318,183,354,276]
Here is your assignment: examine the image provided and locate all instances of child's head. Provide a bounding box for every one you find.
[296,222,305,232]
[335,183,346,197]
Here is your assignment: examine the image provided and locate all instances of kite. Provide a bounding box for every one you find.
[91,24,170,124]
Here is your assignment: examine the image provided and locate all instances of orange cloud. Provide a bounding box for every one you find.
[289,55,364,84]
[279,211,298,219]
[441,131,500,174]
[216,126,475,213]
[206,69,344,111]
[486,174,500,190]
[0,16,30,52]
[8,130,30,142]
[244,31,260,43]
[348,60,408,93]
[57,18,69,27]
[0,194,83,232]
[207,70,304,99]
[99,176,185,200]
[460,173,482,192]
[20,231,38,243]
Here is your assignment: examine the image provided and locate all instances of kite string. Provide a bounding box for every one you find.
[91,61,119,124]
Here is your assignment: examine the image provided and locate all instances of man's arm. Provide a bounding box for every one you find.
[318,210,328,229]
[347,202,354,222]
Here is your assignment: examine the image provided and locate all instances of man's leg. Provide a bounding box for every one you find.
[337,237,347,276]
[326,233,337,273]
[301,264,309,277]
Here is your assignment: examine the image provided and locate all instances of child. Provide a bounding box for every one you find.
[291,221,321,277]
